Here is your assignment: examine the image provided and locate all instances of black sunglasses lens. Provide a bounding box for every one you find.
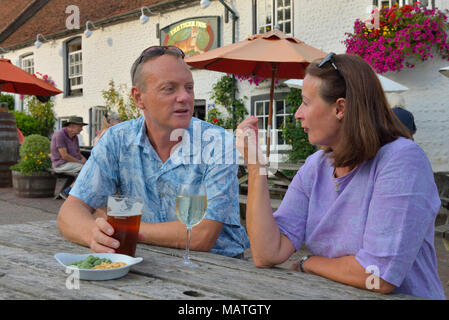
[141,46,185,59]
[133,46,185,80]
[318,52,335,68]
[318,52,344,80]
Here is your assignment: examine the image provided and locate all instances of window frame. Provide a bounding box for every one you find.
[68,49,83,90]
[375,0,434,9]
[63,37,83,97]
[21,53,34,75]
[254,0,293,36]
[251,92,292,149]
[89,106,106,146]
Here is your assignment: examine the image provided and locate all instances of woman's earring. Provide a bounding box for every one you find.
[336,116,342,121]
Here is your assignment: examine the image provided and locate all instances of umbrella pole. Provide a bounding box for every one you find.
[266,64,278,162]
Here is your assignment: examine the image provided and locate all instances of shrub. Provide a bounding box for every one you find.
[0,93,15,111]
[10,111,41,136]
[207,75,248,130]
[19,134,51,159]
[11,134,52,175]
[102,80,142,121]
[24,96,56,138]
[282,88,317,163]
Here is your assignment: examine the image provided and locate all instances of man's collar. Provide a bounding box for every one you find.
[133,116,201,159]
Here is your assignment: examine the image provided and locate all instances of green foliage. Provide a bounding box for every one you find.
[19,134,51,159]
[0,93,15,111]
[11,134,51,175]
[23,96,56,138]
[102,80,142,121]
[282,88,317,163]
[207,75,248,130]
[10,111,41,136]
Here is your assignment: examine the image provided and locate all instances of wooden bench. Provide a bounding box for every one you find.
[434,172,449,239]
[46,168,77,199]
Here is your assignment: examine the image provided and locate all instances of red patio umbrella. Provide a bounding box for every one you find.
[0,58,63,96]
[186,29,327,159]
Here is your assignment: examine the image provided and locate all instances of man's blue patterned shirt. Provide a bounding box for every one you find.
[71,116,249,257]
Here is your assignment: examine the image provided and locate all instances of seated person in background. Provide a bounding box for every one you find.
[57,45,249,258]
[236,53,444,299]
[92,112,121,146]
[50,116,87,199]
[388,93,417,138]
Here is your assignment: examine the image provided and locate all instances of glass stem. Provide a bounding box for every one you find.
[184,227,192,263]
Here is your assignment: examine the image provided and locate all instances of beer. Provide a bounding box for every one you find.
[107,195,143,257]
[107,213,141,257]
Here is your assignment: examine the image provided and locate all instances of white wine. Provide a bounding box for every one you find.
[176,195,207,229]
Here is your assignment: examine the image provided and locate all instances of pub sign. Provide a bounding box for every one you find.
[160,16,220,58]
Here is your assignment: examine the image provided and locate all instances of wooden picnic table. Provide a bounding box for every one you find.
[80,146,93,159]
[0,220,416,300]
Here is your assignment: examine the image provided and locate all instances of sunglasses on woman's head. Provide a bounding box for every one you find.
[318,52,345,81]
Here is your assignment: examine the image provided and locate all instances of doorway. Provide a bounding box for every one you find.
[194,99,206,120]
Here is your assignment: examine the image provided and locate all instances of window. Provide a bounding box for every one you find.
[377,0,434,9]
[56,116,72,130]
[64,37,83,95]
[89,106,106,146]
[18,53,34,111]
[21,54,34,74]
[255,0,292,35]
[252,94,292,147]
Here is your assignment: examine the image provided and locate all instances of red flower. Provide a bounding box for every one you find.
[212,118,219,124]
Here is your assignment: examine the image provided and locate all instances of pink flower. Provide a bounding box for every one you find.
[344,3,449,73]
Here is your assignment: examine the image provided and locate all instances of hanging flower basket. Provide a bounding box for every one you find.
[344,4,449,73]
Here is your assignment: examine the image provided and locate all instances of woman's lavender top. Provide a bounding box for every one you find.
[274,137,445,299]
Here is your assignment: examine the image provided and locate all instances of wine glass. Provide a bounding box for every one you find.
[175,181,207,268]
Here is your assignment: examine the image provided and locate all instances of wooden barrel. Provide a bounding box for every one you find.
[12,171,56,198]
[0,111,20,187]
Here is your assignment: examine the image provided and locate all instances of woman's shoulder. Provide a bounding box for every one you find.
[303,148,329,168]
[294,149,329,180]
[377,137,426,160]
[373,137,432,173]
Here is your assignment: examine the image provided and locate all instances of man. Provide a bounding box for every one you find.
[388,93,417,138]
[50,116,88,198]
[57,46,249,258]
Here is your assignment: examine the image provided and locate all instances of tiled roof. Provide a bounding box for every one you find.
[0,0,35,33]
[0,0,197,49]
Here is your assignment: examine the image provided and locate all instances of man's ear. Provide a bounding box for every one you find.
[335,97,346,120]
[131,86,145,111]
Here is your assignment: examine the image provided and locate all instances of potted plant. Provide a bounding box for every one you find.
[10,134,56,198]
[344,3,449,73]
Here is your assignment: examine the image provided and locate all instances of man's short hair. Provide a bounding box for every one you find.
[130,47,185,90]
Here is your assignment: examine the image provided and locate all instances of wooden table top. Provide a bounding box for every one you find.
[0,220,416,300]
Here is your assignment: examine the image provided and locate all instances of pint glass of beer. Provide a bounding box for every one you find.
[106,195,143,257]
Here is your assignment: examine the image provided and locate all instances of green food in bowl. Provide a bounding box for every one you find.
[68,255,112,269]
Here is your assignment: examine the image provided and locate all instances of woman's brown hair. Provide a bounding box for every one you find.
[305,53,411,168]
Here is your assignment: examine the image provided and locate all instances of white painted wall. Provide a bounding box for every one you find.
[3,0,449,171]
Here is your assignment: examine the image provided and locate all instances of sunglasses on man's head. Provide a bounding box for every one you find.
[132,45,185,80]
[318,52,345,81]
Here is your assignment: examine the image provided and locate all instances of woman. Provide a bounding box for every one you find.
[236,53,445,299]
[92,112,121,146]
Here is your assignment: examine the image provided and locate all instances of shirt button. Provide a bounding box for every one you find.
[160,193,165,198]
[157,163,162,168]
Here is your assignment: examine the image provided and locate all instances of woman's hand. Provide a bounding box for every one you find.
[235,116,267,170]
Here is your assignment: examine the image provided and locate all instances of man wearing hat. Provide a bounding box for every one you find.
[50,116,88,198]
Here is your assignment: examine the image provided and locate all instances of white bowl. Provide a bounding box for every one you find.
[54,252,143,281]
